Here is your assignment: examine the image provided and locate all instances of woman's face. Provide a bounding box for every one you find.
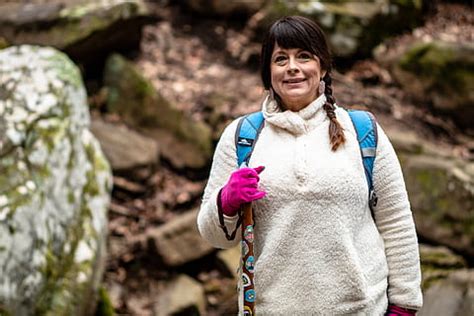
[270,43,326,111]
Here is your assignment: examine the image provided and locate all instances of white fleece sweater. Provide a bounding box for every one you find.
[198,94,423,315]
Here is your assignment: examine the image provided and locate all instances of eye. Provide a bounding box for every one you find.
[273,55,287,66]
[297,52,312,61]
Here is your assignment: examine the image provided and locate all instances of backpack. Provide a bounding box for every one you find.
[235,109,379,213]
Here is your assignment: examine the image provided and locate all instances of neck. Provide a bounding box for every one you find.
[278,92,323,112]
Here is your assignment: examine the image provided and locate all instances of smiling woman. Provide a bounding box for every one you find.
[270,45,325,112]
[198,15,423,315]
[261,15,346,151]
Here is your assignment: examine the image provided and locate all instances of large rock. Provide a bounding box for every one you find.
[399,154,474,261]
[184,0,266,16]
[382,129,473,262]
[375,40,474,130]
[419,244,467,290]
[104,54,213,169]
[258,0,424,58]
[0,45,112,315]
[90,117,159,172]
[216,245,241,279]
[419,269,474,316]
[154,274,206,316]
[0,0,153,74]
[147,209,214,267]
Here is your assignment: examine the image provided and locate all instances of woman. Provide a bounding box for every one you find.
[198,16,422,315]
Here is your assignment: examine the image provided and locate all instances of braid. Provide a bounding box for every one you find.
[322,73,346,151]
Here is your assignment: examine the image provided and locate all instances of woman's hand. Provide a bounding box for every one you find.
[219,166,266,216]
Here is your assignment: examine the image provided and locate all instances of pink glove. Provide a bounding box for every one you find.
[219,166,266,216]
[385,305,416,316]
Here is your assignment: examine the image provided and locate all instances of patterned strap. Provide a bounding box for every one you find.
[241,202,255,315]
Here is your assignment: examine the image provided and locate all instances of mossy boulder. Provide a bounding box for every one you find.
[0,0,148,48]
[399,154,474,261]
[419,244,467,291]
[399,41,473,129]
[0,45,112,315]
[183,0,267,16]
[375,40,474,130]
[0,0,152,73]
[419,269,474,316]
[259,0,424,58]
[104,54,213,169]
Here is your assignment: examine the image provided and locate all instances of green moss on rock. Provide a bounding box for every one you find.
[402,155,474,260]
[94,287,114,316]
[396,41,474,128]
[0,45,111,315]
[420,245,467,290]
[104,53,213,160]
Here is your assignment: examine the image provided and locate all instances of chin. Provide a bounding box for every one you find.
[285,95,311,103]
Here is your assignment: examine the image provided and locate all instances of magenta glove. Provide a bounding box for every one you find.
[385,305,416,316]
[219,166,266,216]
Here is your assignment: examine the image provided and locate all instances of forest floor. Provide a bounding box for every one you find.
[99,2,473,315]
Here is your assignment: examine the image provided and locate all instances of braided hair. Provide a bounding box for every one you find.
[260,16,346,151]
[322,73,345,151]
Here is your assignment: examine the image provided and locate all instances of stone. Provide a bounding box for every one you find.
[0,45,112,315]
[419,244,467,290]
[399,154,474,260]
[154,274,206,316]
[90,117,159,171]
[419,269,474,316]
[104,53,213,169]
[381,130,473,262]
[376,40,474,130]
[0,0,153,73]
[217,245,241,279]
[140,127,210,170]
[184,0,266,16]
[147,209,214,267]
[385,128,426,155]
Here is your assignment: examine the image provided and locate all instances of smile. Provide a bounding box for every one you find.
[283,78,306,84]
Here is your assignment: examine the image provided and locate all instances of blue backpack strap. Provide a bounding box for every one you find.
[347,110,379,214]
[235,112,265,167]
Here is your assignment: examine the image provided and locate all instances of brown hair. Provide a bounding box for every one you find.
[260,16,345,151]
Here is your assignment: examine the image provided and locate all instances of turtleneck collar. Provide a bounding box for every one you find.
[262,93,328,135]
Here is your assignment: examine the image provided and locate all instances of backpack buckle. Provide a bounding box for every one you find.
[369,190,378,208]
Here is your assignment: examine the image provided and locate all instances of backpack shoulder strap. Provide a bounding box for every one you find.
[235,111,265,167]
[347,110,379,212]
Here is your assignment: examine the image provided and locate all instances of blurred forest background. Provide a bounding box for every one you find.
[0,0,473,315]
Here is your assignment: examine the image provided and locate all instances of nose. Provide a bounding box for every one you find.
[287,57,299,74]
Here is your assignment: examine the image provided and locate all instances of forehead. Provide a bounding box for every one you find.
[272,43,306,55]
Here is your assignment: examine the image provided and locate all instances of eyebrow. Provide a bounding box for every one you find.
[272,48,307,57]
[271,50,286,57]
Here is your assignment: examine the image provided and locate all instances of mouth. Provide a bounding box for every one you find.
[283,78,306,84]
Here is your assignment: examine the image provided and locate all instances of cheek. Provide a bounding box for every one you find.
[270,68,284,93]
[306,68,322,88]
[270,66,281,83]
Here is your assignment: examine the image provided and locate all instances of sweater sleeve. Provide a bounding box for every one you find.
[197,119,241,249]
[372,124,423,310]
